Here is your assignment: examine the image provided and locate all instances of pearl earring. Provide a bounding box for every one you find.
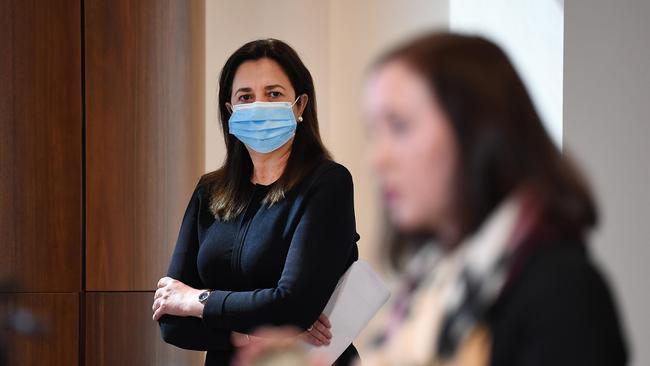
[298,116,303,122]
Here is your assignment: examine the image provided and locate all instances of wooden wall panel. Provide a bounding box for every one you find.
[0,0,82,292]
[1,0,206,364]
[0,293,79,366]
[84,0,205,291]
[85,292,205,366]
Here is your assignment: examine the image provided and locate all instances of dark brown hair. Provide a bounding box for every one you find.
[204,39,331,221]
[375,32,597,268]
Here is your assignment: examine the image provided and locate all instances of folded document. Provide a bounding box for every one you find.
[300,260,391,365]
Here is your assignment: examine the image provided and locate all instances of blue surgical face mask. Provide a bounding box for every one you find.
[228,97,301,153]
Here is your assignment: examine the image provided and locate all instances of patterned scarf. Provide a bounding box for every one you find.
[362,196,525,366]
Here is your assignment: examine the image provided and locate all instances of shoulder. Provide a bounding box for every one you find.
[497,241,618,316]
[193,169,223,199]
[490,240,627,362]
[303,160,354,193]
[522,242,626,336]
[516,242,610,303]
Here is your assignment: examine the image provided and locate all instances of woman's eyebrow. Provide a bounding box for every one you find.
[234,87,253,95]
[265,84,286,90]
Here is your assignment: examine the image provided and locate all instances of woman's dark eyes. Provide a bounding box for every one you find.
[237,91,282,101]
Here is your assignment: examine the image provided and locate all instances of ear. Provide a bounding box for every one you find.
[225,102,233,114]
[294,94,309,123]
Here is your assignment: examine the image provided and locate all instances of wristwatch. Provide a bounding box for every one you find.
[198,290,211,304]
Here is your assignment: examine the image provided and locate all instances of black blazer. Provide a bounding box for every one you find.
[159,160,360,365]
[488,238,628,366]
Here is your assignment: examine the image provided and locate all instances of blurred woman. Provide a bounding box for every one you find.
[359,32,628,366]
[152,39,360,365]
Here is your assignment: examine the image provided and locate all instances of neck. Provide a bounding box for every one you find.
[248,140,293,185]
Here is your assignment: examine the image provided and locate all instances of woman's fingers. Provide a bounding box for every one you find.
[231,332,251,347]
[152,286,169,311]
[318,313,331,328]
[152,300,166,320]
[152,277,179,320]
[152,297,163,312]
[153,287,164,301]
[307,332,323,346]
[157,277,170,288]
[311,330,330,345]
[301,331,323,346]
[233,327,303,366]
[301,315,332,346]
[313,320,332,339]
[307,324,330,345]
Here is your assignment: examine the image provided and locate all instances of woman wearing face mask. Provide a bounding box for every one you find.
[151,39,360,366]
[234,33,628,366]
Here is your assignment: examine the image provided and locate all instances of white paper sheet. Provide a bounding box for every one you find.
[300,260,391,365]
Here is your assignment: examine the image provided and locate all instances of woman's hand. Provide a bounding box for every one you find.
[233,326,329,366]
[299,313,332,346]
[152,276,204,321]
[232,332,249,347]
[231,313,332,350]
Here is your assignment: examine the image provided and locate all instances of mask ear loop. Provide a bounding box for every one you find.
[292,95,304,122]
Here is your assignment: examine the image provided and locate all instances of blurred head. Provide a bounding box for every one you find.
[363,33,597,262]
[206,39,330,221]
[364,56,459,241]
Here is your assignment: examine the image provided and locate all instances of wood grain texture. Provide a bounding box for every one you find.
[0,0,82,292]
[85,292,205,366]
[0,293,79,366]
[85,0,205,291]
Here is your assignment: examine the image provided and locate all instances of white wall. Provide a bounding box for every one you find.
[449,0,564,146]
[564,1,650,365]
[327,0,449,265]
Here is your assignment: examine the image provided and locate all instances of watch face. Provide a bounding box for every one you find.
[199,291,210,303]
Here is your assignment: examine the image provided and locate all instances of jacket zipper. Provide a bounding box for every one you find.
[231,186,258,274]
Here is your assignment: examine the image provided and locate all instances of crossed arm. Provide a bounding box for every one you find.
[154,167,356,351]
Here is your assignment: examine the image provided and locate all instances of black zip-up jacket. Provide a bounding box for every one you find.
[159,160,360,365]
